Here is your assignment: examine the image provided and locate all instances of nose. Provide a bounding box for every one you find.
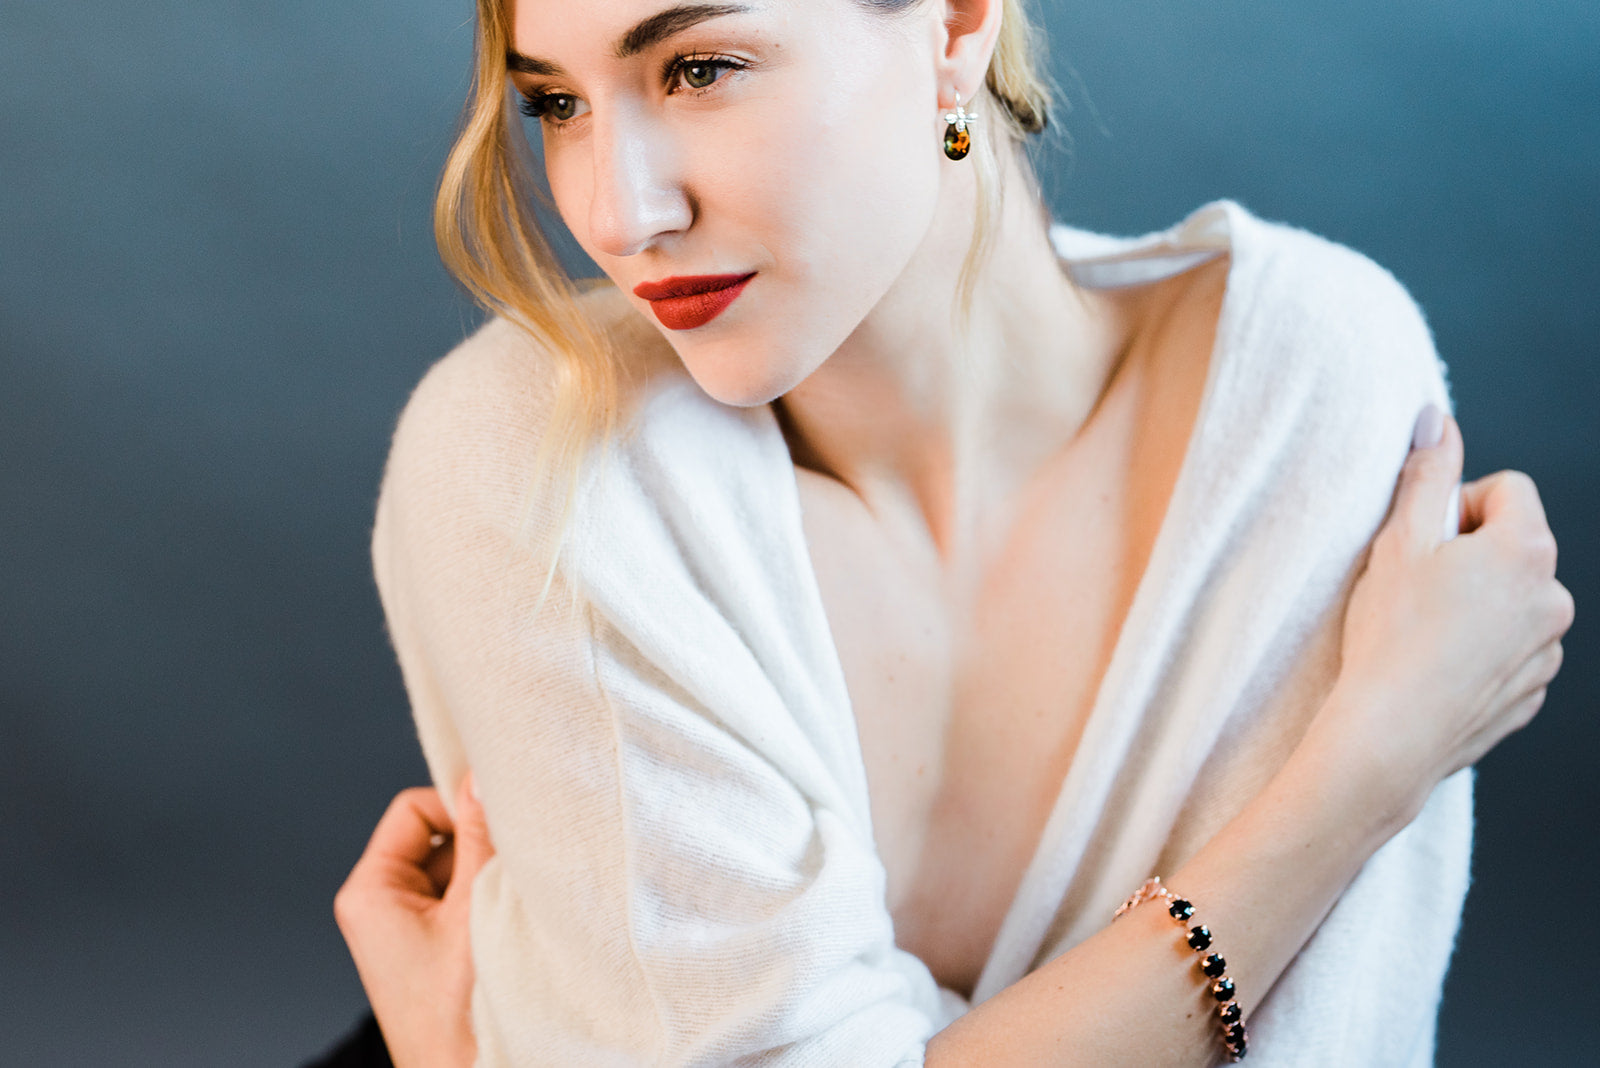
[586,111,691,259]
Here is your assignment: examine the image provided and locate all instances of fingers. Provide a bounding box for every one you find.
[1552,579,1577,638]
[1390,405,1464,555]
[1500,638,1566,707]
[443,772,497,910]
[1459,470,1552,545]
[363,786,453,872]
[336,787,452,927]
[336,774,497,934]
[1504,687,1548,737]
[1458,686,1549,774]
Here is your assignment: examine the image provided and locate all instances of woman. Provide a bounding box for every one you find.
[330,0,1572,1064]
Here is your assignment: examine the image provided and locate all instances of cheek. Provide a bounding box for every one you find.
[751,98,939,266]
[696,166,941,407]
[543,144,591,246]
[732,60,943,346]
[667,62,942,405]
[531,38,944,407]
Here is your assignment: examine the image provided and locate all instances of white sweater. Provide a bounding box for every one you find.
[372,201,1471,1067]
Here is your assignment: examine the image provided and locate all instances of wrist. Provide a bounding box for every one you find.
[1285,688,1424,848]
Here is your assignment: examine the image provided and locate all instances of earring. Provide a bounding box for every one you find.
[942,92,978,161]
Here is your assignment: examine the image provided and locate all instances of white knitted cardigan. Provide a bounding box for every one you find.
[372,201,1472,1067]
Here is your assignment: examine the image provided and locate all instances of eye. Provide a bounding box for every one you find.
[518,91,589,125]
[667,54,744,94]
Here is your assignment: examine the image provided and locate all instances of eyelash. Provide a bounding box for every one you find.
[517,53,748,126]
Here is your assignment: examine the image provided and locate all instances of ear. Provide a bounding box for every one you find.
[935,0,1004,107]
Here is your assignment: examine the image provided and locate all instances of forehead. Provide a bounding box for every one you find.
[503,0,922,88]
[507,0,769,54]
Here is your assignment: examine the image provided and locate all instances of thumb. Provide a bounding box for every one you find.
[1392,404,1464,555]
[444,771,496,906]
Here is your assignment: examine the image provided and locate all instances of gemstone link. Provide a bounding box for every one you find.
[1187,925,1212,951]
[1202,953,1227,977]
[1219,1002,1242,1024]
[1169,898,1195,921]
[1212,977,1237,1002]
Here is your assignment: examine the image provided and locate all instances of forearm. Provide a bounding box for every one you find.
[927,689,1409,1067]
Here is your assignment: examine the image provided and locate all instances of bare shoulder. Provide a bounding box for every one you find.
[1091,252,1231,400]
[1129,251,1230,362]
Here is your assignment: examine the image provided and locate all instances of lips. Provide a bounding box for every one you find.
[632,272,756,331]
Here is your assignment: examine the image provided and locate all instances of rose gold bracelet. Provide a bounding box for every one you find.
[1115,876,1249,1062]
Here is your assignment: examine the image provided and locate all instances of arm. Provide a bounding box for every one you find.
[359,322,1568,1068]
[336,725,1399,1068]
[930,418,1569,1066]
[931,702,1450,1066]
[372,339,951,1065]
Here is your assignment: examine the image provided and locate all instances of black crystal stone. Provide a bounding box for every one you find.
[1202,953,1227,977]
[1168,898,1195,921]
[1226,1023,1247,1044]
[1218,1002,1242,1024]
[1226,1028,1248,1058]
[1212,977,1237,1002]
[1186,925,1212,951]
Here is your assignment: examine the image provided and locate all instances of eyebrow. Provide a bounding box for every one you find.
[507,3,753,76]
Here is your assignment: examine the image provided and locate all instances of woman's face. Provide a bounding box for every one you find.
[508,0,948,407]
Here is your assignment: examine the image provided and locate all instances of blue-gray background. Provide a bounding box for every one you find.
[3,1,1595,1063]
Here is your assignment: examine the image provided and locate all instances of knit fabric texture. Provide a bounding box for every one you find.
[372,201,1471,1067]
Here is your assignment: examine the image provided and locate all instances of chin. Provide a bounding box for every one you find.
[674,338,820,409]
[686,367,793,409]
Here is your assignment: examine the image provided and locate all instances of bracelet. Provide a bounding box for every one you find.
[1114,876,1249,1062]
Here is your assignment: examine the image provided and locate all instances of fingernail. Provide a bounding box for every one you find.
[1411,404,1444,450]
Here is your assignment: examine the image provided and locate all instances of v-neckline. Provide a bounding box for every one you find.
[770,201,1247,1006]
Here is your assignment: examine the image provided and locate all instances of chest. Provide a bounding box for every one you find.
[791,297,1214,997]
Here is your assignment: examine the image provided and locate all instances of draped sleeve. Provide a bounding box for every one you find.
[371,315,949,1067]
[1215,212,1472,1067]
[1010,203,1471,1067]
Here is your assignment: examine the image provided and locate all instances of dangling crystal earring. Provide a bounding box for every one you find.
[942,92,978,161]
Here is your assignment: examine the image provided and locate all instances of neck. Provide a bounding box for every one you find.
[775,145,1129,569]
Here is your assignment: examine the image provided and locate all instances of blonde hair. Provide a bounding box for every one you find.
[434,0,1056,571]
[958,0,1055,315]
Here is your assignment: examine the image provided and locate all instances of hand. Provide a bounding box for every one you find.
[333,775,493,1068]
[1321,406,1574,825]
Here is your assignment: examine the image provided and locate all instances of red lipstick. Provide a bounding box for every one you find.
[633,272,755,331]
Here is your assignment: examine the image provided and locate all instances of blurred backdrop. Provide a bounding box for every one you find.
[2,1,1595,1063]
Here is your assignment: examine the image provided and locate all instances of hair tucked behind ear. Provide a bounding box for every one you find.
[983,0,1053,135]
[434,0,1057,582]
